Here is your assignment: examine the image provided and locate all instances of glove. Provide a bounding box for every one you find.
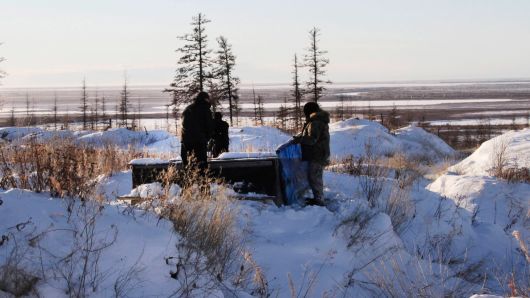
[292,135,302,143]
[276,138,297,154]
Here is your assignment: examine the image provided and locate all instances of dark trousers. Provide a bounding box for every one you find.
[308,161,324,201]
[181,142,208,171]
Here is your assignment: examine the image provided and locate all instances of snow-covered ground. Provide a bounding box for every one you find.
[1,120,528,297]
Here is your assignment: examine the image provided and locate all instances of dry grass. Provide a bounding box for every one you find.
[132,160,265,297]
[488,137,530,183]
[0,137,144,199]
[382,182,415,234]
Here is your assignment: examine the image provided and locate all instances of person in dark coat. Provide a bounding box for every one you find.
[211,112,230,158]
[180,91,214,171]
[294,102,330,205]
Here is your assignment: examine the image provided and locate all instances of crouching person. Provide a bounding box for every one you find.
[294,102,330,206]
[211,112,230,158]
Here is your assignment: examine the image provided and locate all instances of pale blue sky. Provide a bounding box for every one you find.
[1,0,530,87]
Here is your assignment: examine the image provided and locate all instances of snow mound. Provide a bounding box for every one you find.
[0,127,47,141]
[329,118,455,161]
[394,124,456,159]
[229,126,290,152]
[78,128,174,149]
[330,119,400,159]
[449,128,530,176]
[428,173,530,229]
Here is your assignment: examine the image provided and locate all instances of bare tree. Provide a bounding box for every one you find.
[94,91,99,130]
[24,93,32,126]
[304,27,330,103]
[114,102,119,128]
[257,95,265,126]
[214,36,239,125]
[335,95,346,122]
[386,104,400,130]
[80,79,89,130]
[251,87,264,126]
[291,54,303,130]
[9,104,16,127]
[63,108,70,130]
[233,93,242,126]
[277,97,289,131]
[52,92,58,130]
[119,76,130,128]
[252,86,258,125]
[89,104,95,130]
[100,94,106,125]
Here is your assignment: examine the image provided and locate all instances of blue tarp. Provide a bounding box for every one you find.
[276,140,310,205]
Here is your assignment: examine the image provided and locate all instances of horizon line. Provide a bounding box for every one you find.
[2,77,530,90]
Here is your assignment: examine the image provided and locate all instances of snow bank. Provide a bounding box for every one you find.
[229,126,290,152]
[78,128,175,149]
[0,127,48,141]
[0,188,180,297]
[394,124,456,159]
[449,128,530,176]
[330,119,400,159]
[422,129,530,294]
[329,118,456,161]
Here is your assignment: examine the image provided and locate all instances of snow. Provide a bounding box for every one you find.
[216,152,276,160]
[0,188,180,297]
[229,126,291,152]
[129,158,169,165]
[449,128,530,176]
[329,118,456,161]
[1,123,528,297]
[394,124,456,159]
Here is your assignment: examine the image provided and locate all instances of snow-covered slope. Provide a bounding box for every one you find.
[449,128,530,176]
[424,129,530,297]
[394,124,456,159]
[0,188,181,297]
[329,119,456,161]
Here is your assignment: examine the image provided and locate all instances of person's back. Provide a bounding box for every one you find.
[181,92,214,167]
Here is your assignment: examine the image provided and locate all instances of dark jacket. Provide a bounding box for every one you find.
[213,119,229,148]
[298,110,330,165]
[181,99,214,145]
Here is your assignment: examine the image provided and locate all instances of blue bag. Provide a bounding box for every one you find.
[276,139,310,205]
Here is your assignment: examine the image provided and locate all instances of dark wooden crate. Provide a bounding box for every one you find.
[129,157,285,206]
